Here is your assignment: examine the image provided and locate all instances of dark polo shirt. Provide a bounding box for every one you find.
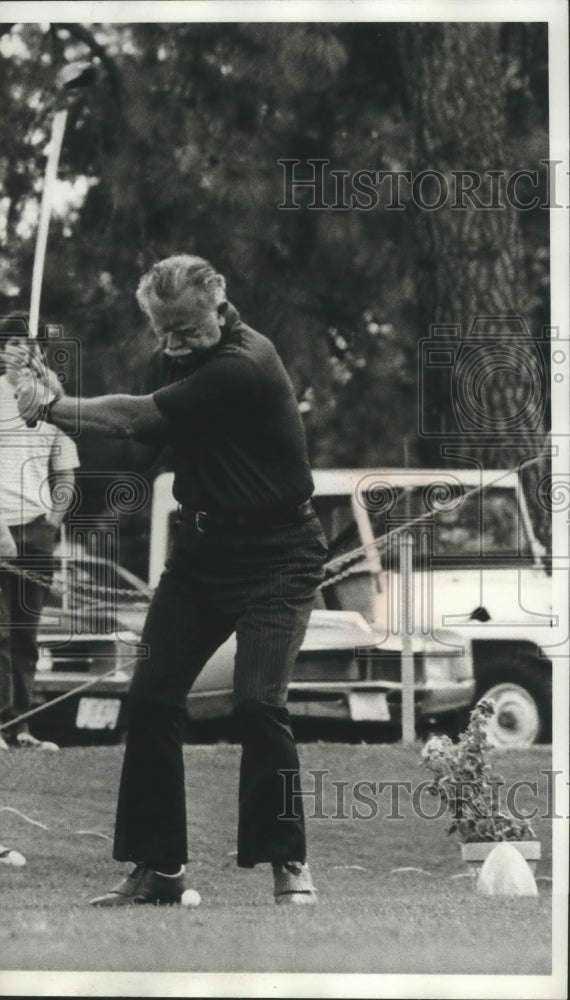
[148,304,314,513]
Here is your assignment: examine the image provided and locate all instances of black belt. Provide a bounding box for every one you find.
[178,499,315,533]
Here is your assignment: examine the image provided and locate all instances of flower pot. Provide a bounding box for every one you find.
[461,840,541,874]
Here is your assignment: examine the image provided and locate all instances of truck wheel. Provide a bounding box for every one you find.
[475,659,552,747]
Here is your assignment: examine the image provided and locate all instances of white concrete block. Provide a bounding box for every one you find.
[476,842,538,896]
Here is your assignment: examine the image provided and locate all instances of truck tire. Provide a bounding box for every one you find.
[475,658,552,747]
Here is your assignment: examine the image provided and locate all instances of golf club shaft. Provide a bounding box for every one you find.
[28,108,68,340]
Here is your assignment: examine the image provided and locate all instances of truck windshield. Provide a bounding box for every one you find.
[363,486,534,568]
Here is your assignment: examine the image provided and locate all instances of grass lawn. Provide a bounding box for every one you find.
[0,742,553,977]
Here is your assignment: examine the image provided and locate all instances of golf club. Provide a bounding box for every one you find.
[24,60,96,426]
[28,59,97,341]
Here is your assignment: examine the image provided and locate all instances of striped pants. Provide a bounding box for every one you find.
[113,512,328,868]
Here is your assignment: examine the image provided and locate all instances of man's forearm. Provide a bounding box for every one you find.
[49,394,167,440]
[49,395,129,437]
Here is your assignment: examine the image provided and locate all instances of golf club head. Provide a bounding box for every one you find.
[56,60,98,91]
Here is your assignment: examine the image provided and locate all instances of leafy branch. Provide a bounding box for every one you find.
[421,700,537,844]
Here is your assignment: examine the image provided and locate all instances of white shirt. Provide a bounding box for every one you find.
[0,374,80,526]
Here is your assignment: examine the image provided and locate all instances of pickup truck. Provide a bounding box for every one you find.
[306,468,553,747]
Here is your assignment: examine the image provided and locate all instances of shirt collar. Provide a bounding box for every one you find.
[223,301,240,336]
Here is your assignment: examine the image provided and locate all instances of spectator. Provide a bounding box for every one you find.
[0,515,16,750]
[0,314,79,750]
[1,513,26,862]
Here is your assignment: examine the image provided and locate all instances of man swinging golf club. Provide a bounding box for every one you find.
[16,254,328,905]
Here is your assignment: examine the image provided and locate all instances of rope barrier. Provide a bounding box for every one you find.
[0,558,153,599]
[0,807,112,842]
[321,455,548,576]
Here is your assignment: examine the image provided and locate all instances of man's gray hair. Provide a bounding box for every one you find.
[136,255,227,316]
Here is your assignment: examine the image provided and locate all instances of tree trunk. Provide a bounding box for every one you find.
[398,23,549,545]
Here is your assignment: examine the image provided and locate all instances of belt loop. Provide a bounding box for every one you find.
[195,512,206,533]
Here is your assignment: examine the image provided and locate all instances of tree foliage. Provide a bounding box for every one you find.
[0,21,550,566]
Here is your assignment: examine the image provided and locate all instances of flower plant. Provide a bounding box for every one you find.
[421,699,537,844]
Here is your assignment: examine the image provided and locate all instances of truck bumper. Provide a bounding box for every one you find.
[286,679,475,722]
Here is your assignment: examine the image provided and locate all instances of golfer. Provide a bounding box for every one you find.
[16,255,328,906]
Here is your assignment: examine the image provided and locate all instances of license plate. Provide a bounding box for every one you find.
[348,691,390,722]
[76,697,121,730]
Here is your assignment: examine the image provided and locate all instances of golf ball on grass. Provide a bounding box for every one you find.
[0,848,26,868]
[181,889,201,907]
